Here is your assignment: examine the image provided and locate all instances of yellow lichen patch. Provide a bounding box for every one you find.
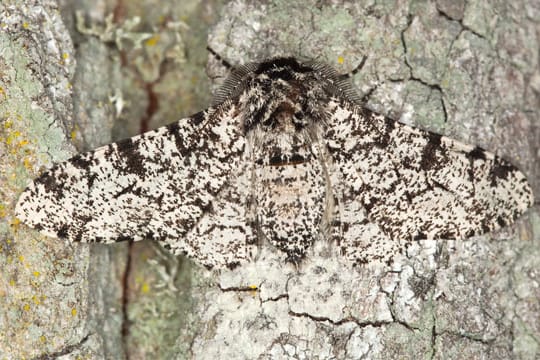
[17,253,29,269]
[32,271,40,278]
[23,303,30,311]
[9,279,15,286]
[11,217,21,231]
[3,118,12,128]
[141,282,150,294]
[145,35,160,47]
[71,308,77,316]
[32,295,40,305]
[22,22,29,29]
[248,284,258,297]
[60,52,70,65]
[337,56,345,64]
[0,204,6,218]
[70,128,78,141]
[23,157,33,171]
[5,128,29,154]
[6,130,21,145]
[39,335,47,344]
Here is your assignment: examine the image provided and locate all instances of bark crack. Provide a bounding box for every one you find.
[120,242,133,358]
[30,333,91,360]
[287,309,391,328]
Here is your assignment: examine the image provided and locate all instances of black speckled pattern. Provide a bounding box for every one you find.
[15,57,534,269]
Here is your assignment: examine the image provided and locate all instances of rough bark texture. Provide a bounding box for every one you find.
[0,0,220,358]
[195,2,540,359]
[1,0,539,359]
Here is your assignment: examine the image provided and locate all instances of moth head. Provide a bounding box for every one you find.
[212,57,361,134]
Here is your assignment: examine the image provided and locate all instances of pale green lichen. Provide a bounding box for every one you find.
[0,3,93,358]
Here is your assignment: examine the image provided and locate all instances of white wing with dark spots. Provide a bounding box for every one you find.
[15,55,534,269]
[324,98,534,265]
[15,100,252,269]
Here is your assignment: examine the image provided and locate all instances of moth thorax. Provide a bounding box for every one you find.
[271,101,300,131]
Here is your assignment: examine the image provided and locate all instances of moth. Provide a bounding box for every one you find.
[15,54,534,269]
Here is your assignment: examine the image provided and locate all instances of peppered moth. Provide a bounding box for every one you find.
[15,56,534,269]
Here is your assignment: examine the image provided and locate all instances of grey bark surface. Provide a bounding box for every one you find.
[0,0,220,358]
[188,1,540,359]
[0,0,538,359]
[0,1,115,358]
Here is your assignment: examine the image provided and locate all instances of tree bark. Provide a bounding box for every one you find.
[189,1,540,359]
[1,0,538,359]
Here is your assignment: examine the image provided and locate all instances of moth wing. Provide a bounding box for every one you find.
[180,162,257,269]
[15,101,252,269]
[325,99,533,262]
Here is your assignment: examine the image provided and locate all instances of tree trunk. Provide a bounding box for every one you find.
[1,0,538,359]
